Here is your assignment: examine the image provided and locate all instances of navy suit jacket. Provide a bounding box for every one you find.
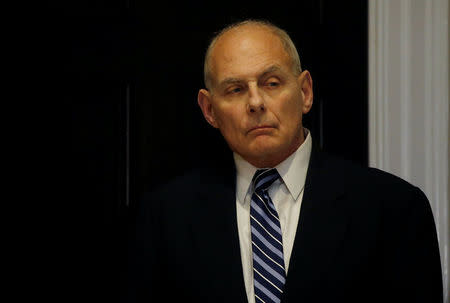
[123,148,443,302]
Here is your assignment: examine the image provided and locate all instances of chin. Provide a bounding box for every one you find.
[248,138,300,167]
[251,137,281,153]
[232,137,289,166]
[248,145,283,164]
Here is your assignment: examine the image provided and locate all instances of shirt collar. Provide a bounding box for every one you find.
[234,128,312,204]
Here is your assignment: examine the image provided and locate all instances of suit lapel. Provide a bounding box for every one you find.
[282,150,349,301]
[216,179,248,303]
[189,161,248,303]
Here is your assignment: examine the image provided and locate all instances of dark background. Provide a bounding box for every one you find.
[69,1,367,301]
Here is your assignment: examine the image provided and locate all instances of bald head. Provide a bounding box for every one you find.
[203,20,302,91]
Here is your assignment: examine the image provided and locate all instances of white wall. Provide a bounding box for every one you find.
[369,0,449,301]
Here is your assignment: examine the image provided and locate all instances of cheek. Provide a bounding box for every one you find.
[215,106,244,133]
[279,95,303,123]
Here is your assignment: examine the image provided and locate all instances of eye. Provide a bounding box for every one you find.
[227,87,242,94]
[263,76,281,88]
[266,80,280,88]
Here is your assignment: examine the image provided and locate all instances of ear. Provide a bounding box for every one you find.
[298,70,313,114]
[197,89,219,128]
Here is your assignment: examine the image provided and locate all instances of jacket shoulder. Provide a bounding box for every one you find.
[318,152,428,206]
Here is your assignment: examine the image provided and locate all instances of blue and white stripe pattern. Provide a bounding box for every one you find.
[250,168,286,303]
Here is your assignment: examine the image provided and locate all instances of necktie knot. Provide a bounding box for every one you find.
[252,168,280,193]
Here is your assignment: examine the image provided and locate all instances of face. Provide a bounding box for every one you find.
[198,25,313,168]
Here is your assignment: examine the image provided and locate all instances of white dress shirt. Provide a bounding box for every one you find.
[233,129,312,303]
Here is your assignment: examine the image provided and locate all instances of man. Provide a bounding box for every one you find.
[124,20,443,303]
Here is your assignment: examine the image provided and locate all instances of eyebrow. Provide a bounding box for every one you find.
[218,65,283,89]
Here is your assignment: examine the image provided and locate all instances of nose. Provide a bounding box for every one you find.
[247,85,265,114]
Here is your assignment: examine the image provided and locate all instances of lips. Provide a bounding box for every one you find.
[247,125,275,134]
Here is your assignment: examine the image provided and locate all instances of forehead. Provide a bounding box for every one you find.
[209,26,291,83]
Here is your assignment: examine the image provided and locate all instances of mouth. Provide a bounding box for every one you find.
[247,125,276,134]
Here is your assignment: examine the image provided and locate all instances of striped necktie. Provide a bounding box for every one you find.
[250,168,286,303]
